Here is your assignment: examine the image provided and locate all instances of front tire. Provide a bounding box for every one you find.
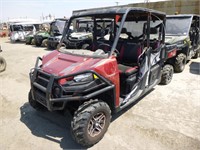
[41,39,48,47]
[174,53,186,73]
[71,100,111,147]
[160,64,174,85]
[0,56,6,72]
[28,90,45,111]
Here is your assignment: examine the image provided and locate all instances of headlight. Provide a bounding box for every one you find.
[74,73,93,82]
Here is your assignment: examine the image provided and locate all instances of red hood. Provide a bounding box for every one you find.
[42,50,102,76]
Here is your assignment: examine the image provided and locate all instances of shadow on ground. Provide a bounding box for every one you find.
[189,62,200,75]
[111,88,154,122]
[20,102,86,150]
[5,41,25,44]
[20,88,154,149]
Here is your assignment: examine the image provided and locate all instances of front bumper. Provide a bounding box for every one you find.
[47,39,59,49]
[66,39,83,48]
[30,57,114,111]
[34,36,43,46]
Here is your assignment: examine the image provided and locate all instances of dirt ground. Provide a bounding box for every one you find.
[0,37,200,150]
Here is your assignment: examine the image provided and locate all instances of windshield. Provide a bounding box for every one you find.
[10,25,22,31]
[51,20,66,35]
[59,16,115,58]
[166,17,192,36]
[10,24,34,31]
[23,25,34,31]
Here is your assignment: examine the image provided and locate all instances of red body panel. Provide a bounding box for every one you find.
[42,50,120,107]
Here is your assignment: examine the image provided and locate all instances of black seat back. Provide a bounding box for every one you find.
[119,42,142,65]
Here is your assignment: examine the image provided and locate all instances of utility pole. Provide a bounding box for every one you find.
[144,0,150,8]
[115,2,119,6]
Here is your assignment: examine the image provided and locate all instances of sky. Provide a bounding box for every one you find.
[0,0,166,22]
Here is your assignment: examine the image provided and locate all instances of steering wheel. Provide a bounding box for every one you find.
[98,43,111,52]
[98,43,120,56]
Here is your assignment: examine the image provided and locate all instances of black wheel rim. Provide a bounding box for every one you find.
[87,112,106,137]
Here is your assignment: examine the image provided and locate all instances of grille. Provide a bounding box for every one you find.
[33,71,51,106]
[48,37,54,41]
[34,88,47,106]
[36,71,50,87]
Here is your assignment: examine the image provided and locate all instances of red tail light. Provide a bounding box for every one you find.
[167,49,177,58]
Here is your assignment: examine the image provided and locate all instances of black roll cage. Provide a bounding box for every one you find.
[58,7,166,57]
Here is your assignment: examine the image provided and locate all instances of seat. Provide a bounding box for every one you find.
[118,64,138,76]
[118,42,142,76]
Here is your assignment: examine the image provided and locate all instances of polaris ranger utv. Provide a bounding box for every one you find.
[29,7,170,147]
[165,14,200,72]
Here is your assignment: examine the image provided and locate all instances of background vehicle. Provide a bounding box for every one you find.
[25,22,43,45]
[65,19,93,49]
[160,44,177,85]
[47,19,69,50]
[0,46,6,72]
[35,19,66,47]
[165,14,200,72]
[148,22,177,85]
[29,7,167,147]
[9,22,40,42]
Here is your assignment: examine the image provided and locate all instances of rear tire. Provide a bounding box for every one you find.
[160,64,174,85]
[71,100,111,147]
[28,90,45,111]
[174,53,186,73]
[193,51,199,59]
[0,56,6,72]
[35,41,41,47]
[82,44,89,49]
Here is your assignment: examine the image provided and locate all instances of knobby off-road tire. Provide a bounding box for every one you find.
[41,39,48,47]
[160,64,174,85]
[35,41,41,47]
[0,56,6,72]
[28,90,45,111]
[31,39,35,45]
[81,43,89,49]
[71,100,111,147]
[174,53,186,73]
[193,50,199,59]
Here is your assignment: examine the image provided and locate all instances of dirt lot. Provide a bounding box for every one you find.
[0,37,200,150]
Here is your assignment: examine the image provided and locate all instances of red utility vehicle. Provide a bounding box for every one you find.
[29,7,175,147]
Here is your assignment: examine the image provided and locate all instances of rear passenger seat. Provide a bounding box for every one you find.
[118,42,142,77]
